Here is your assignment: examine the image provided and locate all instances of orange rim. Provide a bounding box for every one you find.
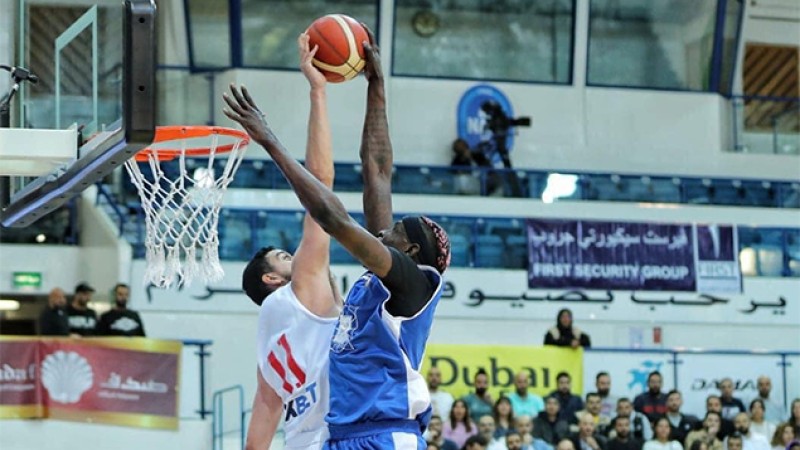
[134,126,251,162]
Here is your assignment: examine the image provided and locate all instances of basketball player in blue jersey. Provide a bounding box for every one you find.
[223,25,451,450]
[241,34,341,450]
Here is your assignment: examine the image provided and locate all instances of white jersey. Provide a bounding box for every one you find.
[256,283,337,450]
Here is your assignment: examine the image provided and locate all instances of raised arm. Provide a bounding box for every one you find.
[223,85,393,277]
[289,33,337,316]
[359,25,394,235]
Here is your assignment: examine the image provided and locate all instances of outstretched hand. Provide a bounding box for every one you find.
[360,23,383,82]
[222,84,274,146]
[298,33,326,90]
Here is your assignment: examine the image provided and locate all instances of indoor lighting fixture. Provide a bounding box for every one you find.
[0,299,21,311]
[541,173,578,204]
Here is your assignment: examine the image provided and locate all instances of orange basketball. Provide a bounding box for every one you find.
[306,14,369,83]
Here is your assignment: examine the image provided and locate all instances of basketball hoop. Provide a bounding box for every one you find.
[124,126,250,288]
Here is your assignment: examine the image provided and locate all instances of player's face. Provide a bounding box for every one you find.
[266,249,293,279]
[379,220,414,253]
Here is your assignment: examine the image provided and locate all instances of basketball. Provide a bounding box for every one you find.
[306,14,369,83]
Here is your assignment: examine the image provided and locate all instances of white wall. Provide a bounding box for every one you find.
[0,0,12,100]
[0,245,81,294]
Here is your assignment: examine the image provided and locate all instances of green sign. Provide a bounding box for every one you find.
[12,272,42,289]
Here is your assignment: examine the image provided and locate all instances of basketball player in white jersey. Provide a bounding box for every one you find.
[241,34,340,450]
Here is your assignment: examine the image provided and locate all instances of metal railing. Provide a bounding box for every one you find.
[731,95,800,155]
[212,384,247,450]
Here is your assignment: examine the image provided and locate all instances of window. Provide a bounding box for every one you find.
[186,0,231,68]
[393,0,575,83]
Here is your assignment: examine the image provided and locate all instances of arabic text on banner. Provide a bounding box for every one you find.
[0,337,181,429]
[526,219,741,293]
[423,344,583,399]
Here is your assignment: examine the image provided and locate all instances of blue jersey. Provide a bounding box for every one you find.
[326,266,444,429]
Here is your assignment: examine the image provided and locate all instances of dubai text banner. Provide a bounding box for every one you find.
[422,345,583,399]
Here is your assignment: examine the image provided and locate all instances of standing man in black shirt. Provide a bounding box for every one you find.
[67,282,98,336]
[39,287,70,336]
[97,283,146,337]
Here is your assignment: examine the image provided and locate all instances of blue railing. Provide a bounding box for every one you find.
[211,384,246,450]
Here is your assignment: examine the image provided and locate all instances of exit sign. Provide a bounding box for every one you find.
[12,272,42,289]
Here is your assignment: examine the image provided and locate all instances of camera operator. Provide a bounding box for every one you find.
[480,100,530,197]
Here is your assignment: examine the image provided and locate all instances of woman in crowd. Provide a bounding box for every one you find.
[690,441,709,450]
[544,308,591,348]
[494,396,516,439]
[790,399,800,437]
[686,411,724,450]
[444,399,476,449]
[645,417,684,450]
[770,423,795,450]
[750,399,776,440]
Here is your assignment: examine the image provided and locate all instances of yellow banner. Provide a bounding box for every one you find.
[422,345,583,399]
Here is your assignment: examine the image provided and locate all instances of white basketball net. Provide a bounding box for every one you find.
[124,128,249,288]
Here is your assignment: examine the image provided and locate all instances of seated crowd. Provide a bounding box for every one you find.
[425,368,800,450]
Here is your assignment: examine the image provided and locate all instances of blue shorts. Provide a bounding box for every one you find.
[324,420,425,450]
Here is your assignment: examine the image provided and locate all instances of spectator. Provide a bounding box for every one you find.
[610,398,653,441]
[790,399,800,437]
[725,434,744,450]
[445,399,476,449]
[535,396,571,445]
[558,439,577,450]
[551,372,584,424]
[749,400,776,441]
[708,395,736,440]
[644,417,683,450]
[570,412,608,450]
[67,282,97,336]
[425,415,460,450]
[755,377,786,425]
[464,435,489,450]
[689,441,709,450]
[733,412,770,450]
[429,443,442,450]
[544,309,591,348]
[429,366,456,418]
[478,415,508,450]
[509,371,545,418]
[786,440,799,450]
[450,138,494,195]
[685,411,724,450]
[634,372,668,423]
[517,415,537,448]
[597,372,618,422]
[769,423,795,450]
[97,283,145,337]
[494,396,516,439]
[608,416,644,450]
[720,379,746,421]
[464,369,495,424]
[575,393,612,435]
[38,287,69,336]
[506,431,528,450]
[664,390,700,444]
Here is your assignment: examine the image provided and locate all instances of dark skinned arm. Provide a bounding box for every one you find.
[223,85,393,277]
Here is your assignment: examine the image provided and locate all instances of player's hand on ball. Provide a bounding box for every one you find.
[298,33,326,90]
[223,84,274,146]
[360,23,383,82]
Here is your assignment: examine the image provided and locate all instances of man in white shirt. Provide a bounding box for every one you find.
[479,415,511,450]
[754,376,786,424]
[733,413,771,450]
[428,366,455,418]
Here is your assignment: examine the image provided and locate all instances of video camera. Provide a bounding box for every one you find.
[481,100,531,137]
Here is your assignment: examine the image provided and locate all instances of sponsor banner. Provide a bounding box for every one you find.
[130,261,798,326]
[0,339,41,418]
[526,219,741,293]
[676,353,785,417]
[0,338,181,429]
[422,344,582,399]
[582,350,675,404]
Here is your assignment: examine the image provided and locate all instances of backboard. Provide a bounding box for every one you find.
[0,0,157,228]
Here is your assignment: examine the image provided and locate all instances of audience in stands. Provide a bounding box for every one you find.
[494,396,516,439]
[509,371,546,418]
[645,417,684,450]
[596,372,618,422]
[97,283,145,336]
[38,287,70,336]
[749,400,776,441]
[707,395,736,440]
[769,423,794,450]
[609,398,653,441]
[608,416,644,450]
[786,440,799,450]
[664,390,700,444]
[535,396,571,445]
[575,392,612,435]
[450,138,494,195]
[544,309,592,348]
[506,431,527,450]
[755,377,785,425]
[445,399,476,449]
[426,415,460,450]
[67,282,98,336]
[720,379,746,421]
[464,369,495,424]
[789,399,800,437]
[517,415,537,448]
[558,438,578,450]
[570,413,609,450]
[685,412,724,450]
[734,412,771,450]
[429,367,456,418]
[551,372,584,424]
[724,434,743,450]
[634,371,668,423]
[478,415,510,450]
[688,440,708,450]
[464,435,489,450]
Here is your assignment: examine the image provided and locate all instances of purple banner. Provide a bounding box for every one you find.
[527,219,697,291]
